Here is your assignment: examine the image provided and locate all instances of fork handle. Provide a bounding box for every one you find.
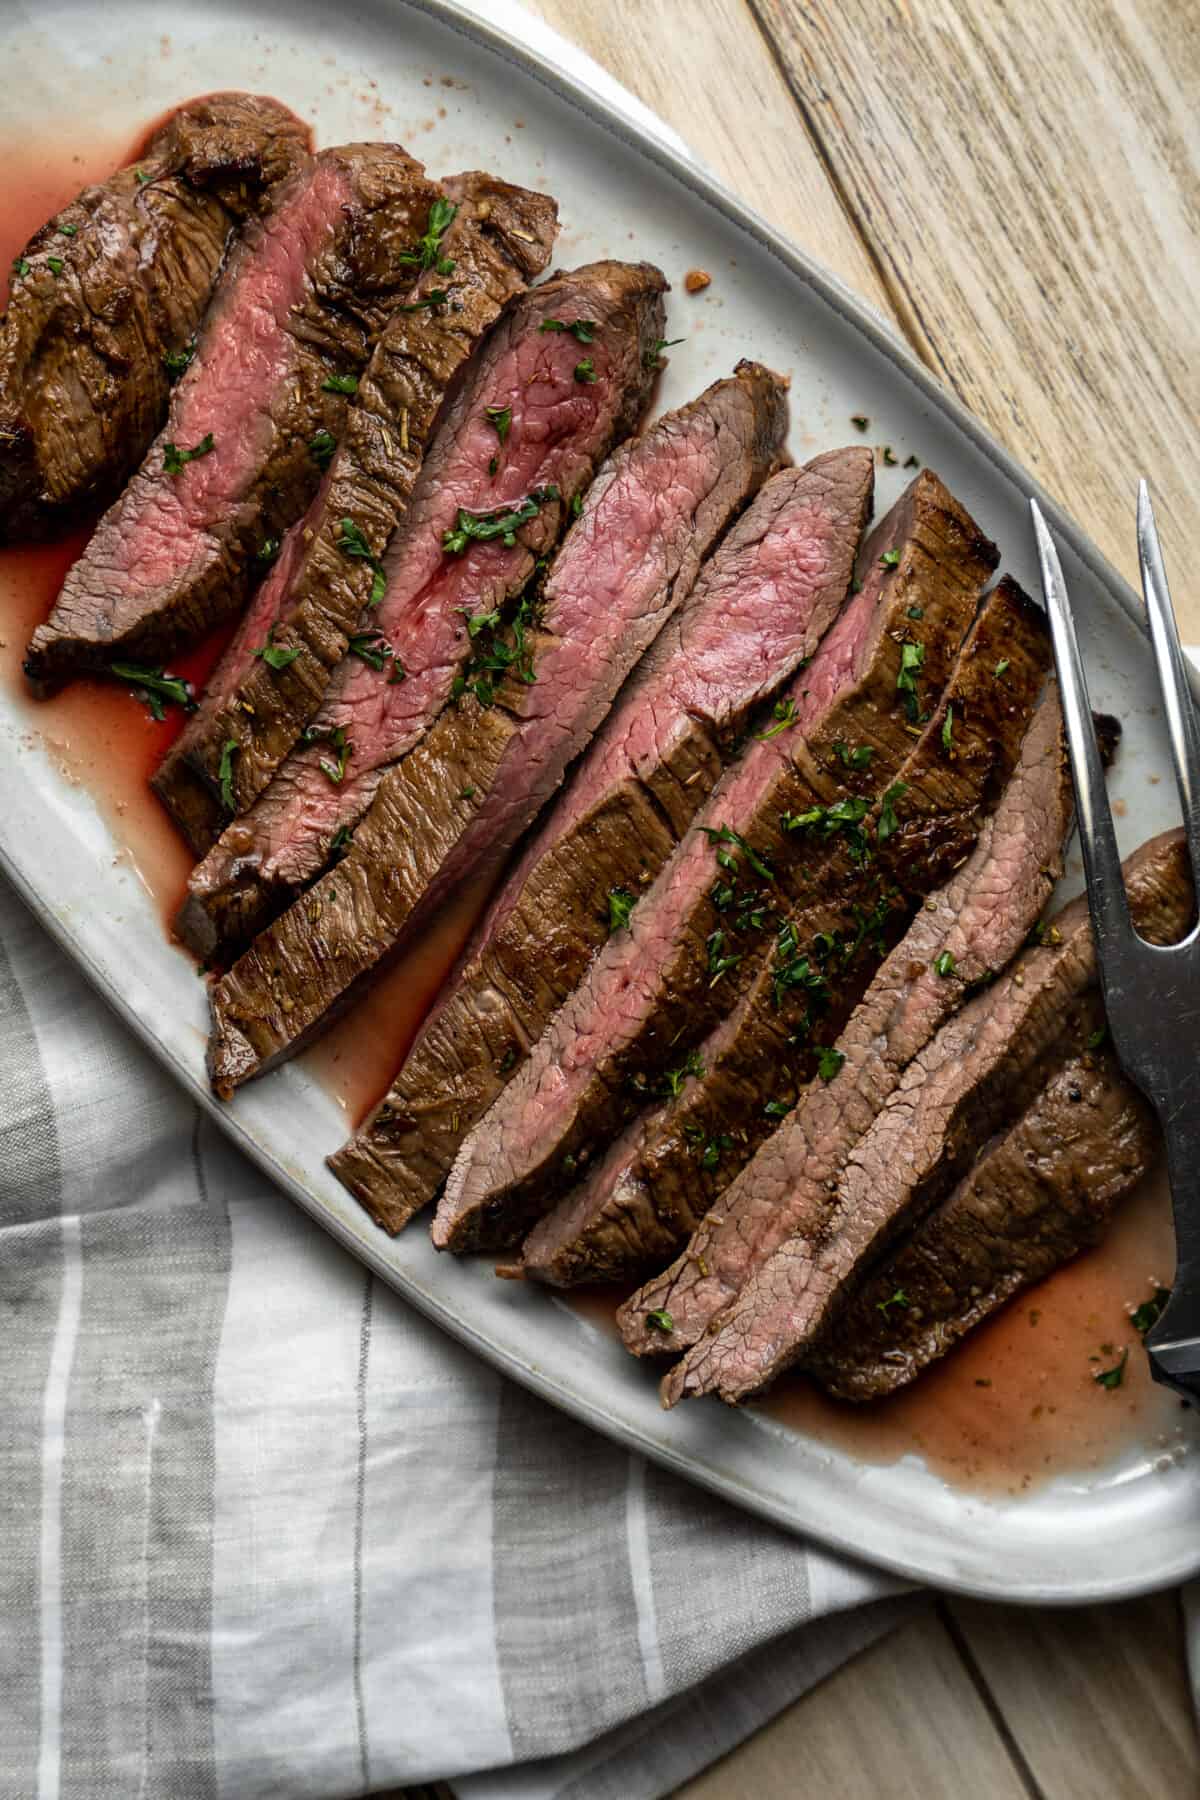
[1146,1098,1200,1398]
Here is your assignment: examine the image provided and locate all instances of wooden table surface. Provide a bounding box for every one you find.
[392,1,1200,1793]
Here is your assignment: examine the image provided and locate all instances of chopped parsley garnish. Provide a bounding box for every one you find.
[994,658,1010,679]
[400,288,448,313]
[906,604,924,620]
[399,197,458,274]
[573,358,597,384]
[756,697,798,741]
[699,824,774,883]
[570,491,584,518]
[163,433,214,475]
[255,640,302,671]
[348,630,394,671]
[110,661,195,721]
[880,548,901,568]
[162,342,195,381]
[47,257,63,276]
[443,487,557,555]
[662,1050,705,1098]
[310,429,337,470]
[607,887,635,932]
[876,1288,910,1318]
[1094,1346,1128,1390]
[322,373,358,395]
[453,593,539,704]
[485,404,512,445]
[1132,1286,1171,1336]
[904,454,920,469]
[336,518,386,606]
[764,1098,791,1119]
[698,1132,733,1172]
[645,1309,675,1334]
[896,640,925,721]
[817,1046,845,1081]
[644,335,684,367]
[835,741,873,769]
[255,538,280,564]
[1087,1024,1108,1049]
[218,739,239,810]
[12,257,30,278]
[460,786,476,801]
[876,781,907,843]
[772,921,833,1012]
[330,825,352,855]
[934,950,956,977]
[706,928,743,986]
[311,724,351,785]
[58,223,78,237]
[850,414,869,431]
[882,446,897,466]
[135,168,152,185]
[782,795,870,840]
[388,658,407,684]
[539,317,597,342]
[941,706,954,755]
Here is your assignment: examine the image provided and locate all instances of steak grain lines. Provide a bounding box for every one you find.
[436,469,996,1254]
[334,433,874,1232]
[207,262,674,1091]
[154,171,559,851]
[0,93,311,544]
[666,830,1193,1406]
[621,683,1072,1356]
[24,142,440,688]
[525,575,1050,1287]
[178,261,663,958]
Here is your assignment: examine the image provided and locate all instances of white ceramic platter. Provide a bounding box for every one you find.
[2,0,1198,1601]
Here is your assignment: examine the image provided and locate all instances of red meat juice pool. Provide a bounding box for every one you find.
[2,140,1193,1498]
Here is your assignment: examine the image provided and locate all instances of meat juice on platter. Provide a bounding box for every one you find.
[1,125,1193,1505]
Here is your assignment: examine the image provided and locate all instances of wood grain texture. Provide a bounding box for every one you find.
[524,0,894,318]
[750,0,1200,598]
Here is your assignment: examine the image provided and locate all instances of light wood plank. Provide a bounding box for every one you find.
[674,1611,1029,1800]
[750,0,1200,594]
[949,1593,1200,1798]
[523,0,894,320]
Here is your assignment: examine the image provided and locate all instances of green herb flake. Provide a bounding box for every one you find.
[906,604,924,620]
[255,537,280,565]
[942,705,954,754]
[1087,1024,1108,1050]
[218,738,239,811]
[400,288,448,313]
[443,487,556,556]
[876,1289,910,1318]
[699,823,774,883]
[645,1309,675,1335]
[994,658,1010,679]
[314,725,352,785]
[47,257,63,276]
[539,317,597,342]
[881,548,901,568]
[162,433,214,475]
[834,741,874,769]
[573,358,597,384]
[934,950,956,977]
[163,342,195,381]
[644,335,684,367]
[1131,1286,1171,1337]
[388,659,407,685]
[764,1098,791,1119]
[398,197,458,274]
[896,639,925,720]
[817,1047,845,1081]
[706,928,743,987]
[570,491,584,518]
[336,518,387,606]
[254,640,302,671]
[485,404,512,445]
[330,825,352,855]
[135,168,152,185]
[321,373,359,395]
[348,630,393,672]
[756,697,798,741]
[110,661,195,721]
[850,414,869,431]
[607,887,635,933]
[882,445,897,466]
[877,781,908,844]
[1093,1346,1129,1390]
[12,257,30,278]
[904,454,920,469]
[459,786,476,801]
[310,429,337,470]
[58,222,78,237]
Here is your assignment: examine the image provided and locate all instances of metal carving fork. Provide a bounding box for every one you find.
[1031,486,1200,1402]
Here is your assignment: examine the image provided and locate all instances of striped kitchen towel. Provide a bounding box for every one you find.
[0,869,910,1800]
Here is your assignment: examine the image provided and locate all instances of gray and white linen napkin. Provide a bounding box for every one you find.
[0,873,911,1798]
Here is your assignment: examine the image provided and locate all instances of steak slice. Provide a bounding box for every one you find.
[333,440,874,1233]
[808,1050,1157,1402]
[178,261,662,954]
[620,683,1072,1355]
[0,93,311,544]
[664,828,1194,1405]
[24,143,442,689]
[435,470,997,1253]
[207,263,672,1091]
[525,576,1051,1287]
[153,171,559,851]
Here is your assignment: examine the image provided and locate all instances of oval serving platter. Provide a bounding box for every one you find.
[1,0,1198,1601]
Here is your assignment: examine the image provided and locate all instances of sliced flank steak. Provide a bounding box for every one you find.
[664,828,1194,1406]
[620,683,1072,1356]
[435,469,998,1253]
[207,262,682,1092]
[334,439,876,1233]
[525,575,1051,1287]
[0,93,311,544]
[178,260,660,956]
[24,142,441,690]
[808,1049,1157,1402]
[154,171,559,852]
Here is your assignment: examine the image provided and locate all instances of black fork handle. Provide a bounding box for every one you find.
[1147,1096,1200,1400]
